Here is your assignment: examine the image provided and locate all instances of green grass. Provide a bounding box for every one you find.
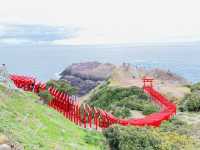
[0,85,106,150]
[87,81,159,118]
[103,124,199,150]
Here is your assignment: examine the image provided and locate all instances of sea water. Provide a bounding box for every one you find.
[0,44,199,83]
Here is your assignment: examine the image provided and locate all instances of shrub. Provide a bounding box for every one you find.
[160,117,191,135]
[83,131,107,149]
[103,125,196,150]
[180,93,200,112]
[87,82,157,118]
[104,125,161,150]
[190,82,200,92]
[46,79,77,95]
[38,90,52,104]
[143,104,159,115]
[103,125,161,150]
[113,107,131,118]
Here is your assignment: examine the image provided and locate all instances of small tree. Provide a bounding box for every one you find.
[38,79,77,104]
[46,79,77,95]
[143,104,159,115]
[38,90,52,104]
[191,82,200,92]
[180,93,200,112]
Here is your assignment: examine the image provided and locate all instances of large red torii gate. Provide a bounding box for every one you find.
[143,77,154,88]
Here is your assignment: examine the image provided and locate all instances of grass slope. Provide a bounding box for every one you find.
[86,81,159,118]
[0,85,106,150]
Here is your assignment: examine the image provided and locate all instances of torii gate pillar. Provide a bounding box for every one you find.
[143,77,154,89]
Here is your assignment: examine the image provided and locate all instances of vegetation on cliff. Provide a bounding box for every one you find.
[180,82,200,112]
[38,79,77,104]
[46,79,77,95]
[86,81,159,118]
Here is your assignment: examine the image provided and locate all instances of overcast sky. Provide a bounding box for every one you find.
[0,0,200,45]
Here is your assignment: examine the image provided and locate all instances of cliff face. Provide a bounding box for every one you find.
[60,62,115,96]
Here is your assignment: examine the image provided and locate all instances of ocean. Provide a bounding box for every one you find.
[0,44,199,83]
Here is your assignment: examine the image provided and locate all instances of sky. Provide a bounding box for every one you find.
[0,0,200,45]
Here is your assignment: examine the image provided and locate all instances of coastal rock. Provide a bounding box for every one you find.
[60,62,115,96]
[60,61,115,81]
[146,68,189,85]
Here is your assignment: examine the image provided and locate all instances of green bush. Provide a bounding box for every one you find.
[37,80,76,104]
[103,125,196,150]
[180,82,200,112]
[103,125,161,150]
[87,83,158,118]
[180,93,200,112]
[113,107,131,118]
[116,96,146,111]
[143,104,159,115]
[38,90,52,104]
[83,132,107,149]
[160,117,191,135]
[190,82,200,92]
[46,79,77,95]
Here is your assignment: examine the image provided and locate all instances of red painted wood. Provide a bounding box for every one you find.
[10,74,177,129]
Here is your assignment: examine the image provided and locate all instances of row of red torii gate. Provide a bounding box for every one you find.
[9,74,176,129]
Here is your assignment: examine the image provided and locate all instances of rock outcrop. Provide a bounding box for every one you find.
[60,62,115,96]
[135,67,189,85]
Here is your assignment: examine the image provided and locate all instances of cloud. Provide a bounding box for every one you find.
[0,24,79,45]
[0,0,200,45]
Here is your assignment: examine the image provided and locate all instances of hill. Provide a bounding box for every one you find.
[0,85,106,150]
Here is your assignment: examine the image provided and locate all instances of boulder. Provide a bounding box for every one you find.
[0,144,11,150]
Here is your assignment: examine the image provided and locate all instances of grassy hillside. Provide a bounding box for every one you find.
[0,85,106,150]
[86,81,159,118]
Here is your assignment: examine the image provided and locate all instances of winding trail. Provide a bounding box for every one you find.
[10,74,176,129]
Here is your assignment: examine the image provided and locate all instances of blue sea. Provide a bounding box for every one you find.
[0,43,199,83]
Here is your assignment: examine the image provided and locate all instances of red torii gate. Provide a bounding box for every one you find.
[143,77,154,88]
[10,74,177,128]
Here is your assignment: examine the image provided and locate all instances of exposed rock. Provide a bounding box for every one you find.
[0,144,11,150]
[60,61,115,81]
[146,68,189,85]
[60,62,115,96]
[130,66,189,85]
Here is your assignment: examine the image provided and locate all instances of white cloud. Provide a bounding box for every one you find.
[0,0,200,45]
[0,24,79,45]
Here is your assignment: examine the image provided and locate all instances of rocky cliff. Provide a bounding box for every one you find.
[60,62,115,96]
